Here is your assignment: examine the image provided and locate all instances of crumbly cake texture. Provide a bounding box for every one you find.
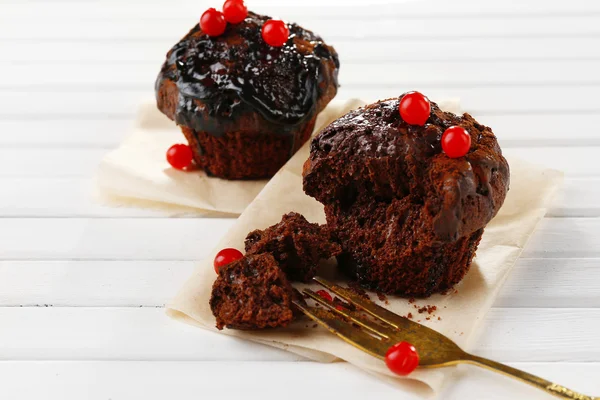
[210,253,295,330]
[303,98,510,297]
[245,212,342,282]
[156,11,339,179]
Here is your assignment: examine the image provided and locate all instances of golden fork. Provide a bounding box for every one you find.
[292,276,598,400]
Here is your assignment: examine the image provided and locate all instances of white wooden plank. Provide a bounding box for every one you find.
[0,360,597,400]
[522,218,600,258]
[480,115,600,148]
[3,38,597,63]
[0,361,422,400]
[0,216,597,261]
[2,1,600,20]
[496,258,600,308]
[0,218,234,260]
[3,61,600,87]
[1,116,599,149]
[0,147,595,178]
[2,85,599,117]
[1,113,599,148]
[3,91,600,149]
[442,362,600,400]
[520,176,593,219]
[0,307,300,362]
[0,307,597,362]
[549,178,600,217]
[0,260,196,307]
[0,148,109,177]
[0,120,131,148]
[476,308,600,362]
[0,91,151,119]
[502,147,599,177]
[3,15,600,40]
[1,257,598,308]
[0,176,596,218]
[0,178,178,218]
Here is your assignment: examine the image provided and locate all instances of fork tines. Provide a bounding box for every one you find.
[314,276,412,330]
[292,276,412,359]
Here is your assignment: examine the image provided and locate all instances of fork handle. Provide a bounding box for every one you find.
[462,354,597,400]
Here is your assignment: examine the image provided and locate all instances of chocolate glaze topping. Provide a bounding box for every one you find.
[156,12,339,136]
[304,98,510,243]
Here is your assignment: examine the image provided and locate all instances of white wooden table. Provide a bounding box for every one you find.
[1,0,599,398]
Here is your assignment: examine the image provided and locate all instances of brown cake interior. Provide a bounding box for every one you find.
[245,212,341,282]
[210,253,295,330]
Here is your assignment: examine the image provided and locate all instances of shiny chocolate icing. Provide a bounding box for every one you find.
[156,12,339,136]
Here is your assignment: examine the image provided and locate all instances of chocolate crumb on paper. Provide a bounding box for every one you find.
[376,291,389,304]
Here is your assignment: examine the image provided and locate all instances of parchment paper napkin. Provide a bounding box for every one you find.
[95,103,267,216]
[166,99,564,395]
[95,99,459,216]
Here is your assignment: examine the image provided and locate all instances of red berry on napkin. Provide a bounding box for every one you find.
[223,0,248,24]
[200,8,227,37]
[442,126,471,158]
[262,19,289,47]
[399,92,431,126]
[385,341,420,376]
[166,144,194,170]
[316,290,333,302]
[214,248,244,273]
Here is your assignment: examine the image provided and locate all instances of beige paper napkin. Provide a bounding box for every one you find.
[94,99,459,216]
[167,99,563,395]
[95,103,267,216]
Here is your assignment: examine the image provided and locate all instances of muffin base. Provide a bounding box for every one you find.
[181,118,315,180]
[337,228,484,298]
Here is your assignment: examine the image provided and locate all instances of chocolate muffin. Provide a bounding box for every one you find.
[210,253,295,330]
[156,12,339,179]
[245,212,342,282]
[303,97,510,297]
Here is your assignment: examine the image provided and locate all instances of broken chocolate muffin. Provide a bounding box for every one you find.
[303,97,510,297]
[210,253,295,330]
[245,212,342,282]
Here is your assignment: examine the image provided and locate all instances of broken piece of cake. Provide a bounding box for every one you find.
[210,253,296,330]
[210,213,340,330]
[245,212,342,282]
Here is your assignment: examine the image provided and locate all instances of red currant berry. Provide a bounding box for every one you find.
[261,20,289,47]
[166,144,193,170]
[222,0,248,24]
[316,290,333,302]
[442,126,471,158]
[214,248,244,274]
[200,8,227,37]
[385,341,420,376]
[399,91,431,126]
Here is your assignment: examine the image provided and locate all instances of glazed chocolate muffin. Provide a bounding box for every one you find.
[156,12,339,179]
[303,97,510,297]
[210,253,295,330]
[245,212,342,282]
